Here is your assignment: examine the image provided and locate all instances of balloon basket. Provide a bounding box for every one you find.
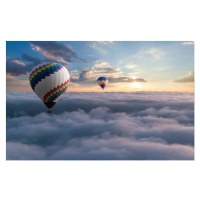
[48,110,53,113]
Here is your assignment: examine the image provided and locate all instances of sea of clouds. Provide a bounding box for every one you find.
[6,92,194,160]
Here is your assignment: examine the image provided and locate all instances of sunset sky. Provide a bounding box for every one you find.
[6,41,194,92]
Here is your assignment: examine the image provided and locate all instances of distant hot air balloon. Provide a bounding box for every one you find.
[29,62,70,113]
[97,77,108,90]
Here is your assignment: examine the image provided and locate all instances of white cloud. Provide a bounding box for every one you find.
[93,60,111,68]
[182,42,194,45]
[97,41,114,45]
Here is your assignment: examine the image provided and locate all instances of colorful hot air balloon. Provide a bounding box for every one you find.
[97,77,108,90]
[29,62,70,113]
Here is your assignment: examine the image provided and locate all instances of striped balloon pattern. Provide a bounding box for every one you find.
[29,63,70,108]
[97,77,108,89]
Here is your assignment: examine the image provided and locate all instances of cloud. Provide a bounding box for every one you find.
[6,41,88,76]
[172,71,194,83]
[21,53,44,65]
[93,60,121,73]
[22,53,65,68]
[145,48,165,59]
[6,92,194,160]
[70,60,146,84]
[109,77,146,83]
[6,92,194,117]
[97,41,114,45]
[90,43,106,53]
[28,41,89,65]
[6,41,89,75]
[6,57,30,76]
[126,64,137,69]
[6,55,66,76]
[30,41,85,64]
[90,42,113,53]
[182,42,194,45]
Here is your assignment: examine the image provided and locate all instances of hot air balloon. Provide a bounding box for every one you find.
[97,77,108,90]
[29,62,70,113]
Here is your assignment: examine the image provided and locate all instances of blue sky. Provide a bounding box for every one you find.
[6,41,194,92]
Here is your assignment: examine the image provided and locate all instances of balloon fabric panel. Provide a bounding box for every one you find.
[29,63,62,91]
[43,80,70,102]
[98,80,108,88]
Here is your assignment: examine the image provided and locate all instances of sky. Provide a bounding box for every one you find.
[6,41,194,92]
[6,92,194,160]
[6,41,194,160]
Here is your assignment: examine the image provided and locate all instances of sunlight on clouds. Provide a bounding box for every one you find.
[130,82,142,88]
[12,60,26,66]
[129,75,137,79]
[128,72,139,75]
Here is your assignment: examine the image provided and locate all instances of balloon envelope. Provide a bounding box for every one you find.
[97,77,108,89]
[29,63,70,109]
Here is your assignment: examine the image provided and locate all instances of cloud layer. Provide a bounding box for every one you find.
[6,92,194,160]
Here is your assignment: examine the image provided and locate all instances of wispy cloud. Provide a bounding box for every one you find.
[90,41,114,53]
[126,64,138,69]
[145,48,165,59]
[172,71,194,83]
[97,41,114,45]
[12,60,25,66]
[6,57,30,76]
[90,42,106,53]
[182,42,194,45]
